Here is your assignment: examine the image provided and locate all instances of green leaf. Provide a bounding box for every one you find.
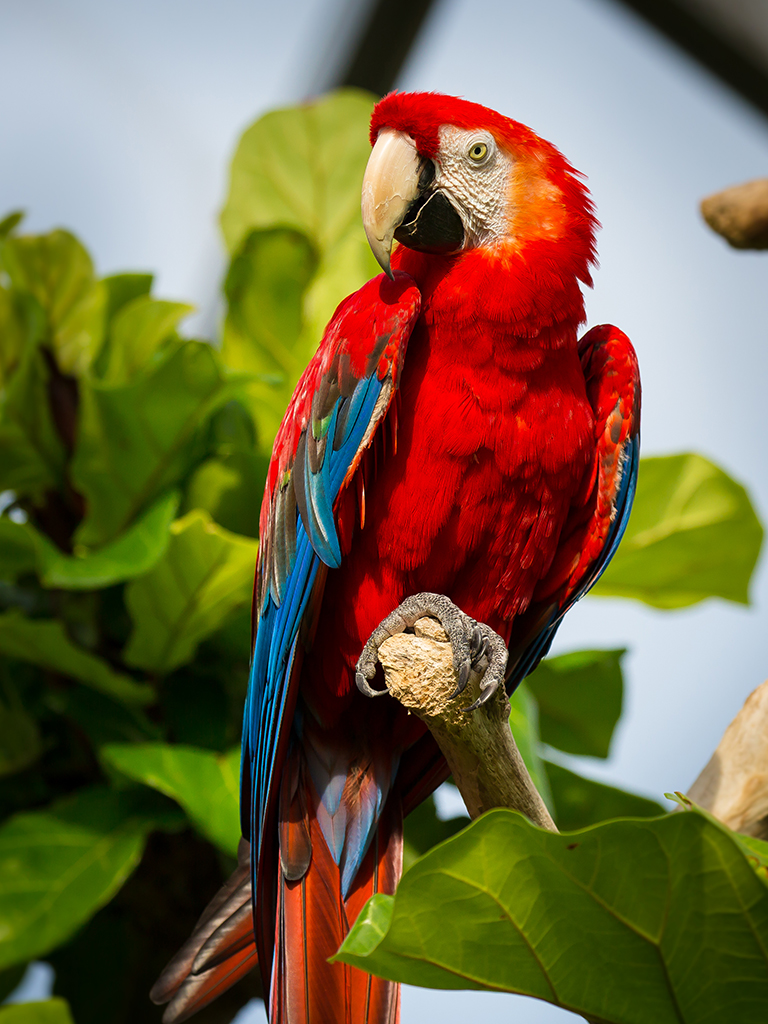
[0,346,66,499]
[221,89,376,258]
[508,682,552,808]
[0,964,26,1002]
[0,686,42,777]
[594,453,764,608]
[544,761,665,830]
[669,792,768,884]
[221,228,318,449]
[526,649,624,759]
[101,743,240,856]
[0,286,36,388]
[0,516,39,580]
[43,490,179,590]
[0,787,153,970]
[0,611,152,705]
[220,90,380,396]
[102,297,193,384]
[123,510,258,673]
[2,230,105,376]
[0,211,24,240]
[71,341,248,545]
[47,686,161,748]
[337,807,768,1023]
[0,492,178,590]
[0,1000,75,1024]
[183,453,266,538]
[101,272,153,323]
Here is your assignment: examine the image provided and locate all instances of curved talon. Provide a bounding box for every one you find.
[449,658,472,700]
[355,669,389,698]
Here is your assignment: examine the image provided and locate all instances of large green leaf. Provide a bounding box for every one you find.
[0,516,39,580]
[183,452,265,538]
[2,230,105,376]
[337,807,768,1023]
[123,510,258,673]
[0,611,152,705]
[42,489,179,590]
[71,341,248,545]
[221,89,375,258]
[0,211,24,240]
[101,272,153,324]
[544,761,665,830]
[0,787,153,969]
[0,285,34,388]
[0,1001,75,1024]
[0,346,66,499]
[0,491,178,590]
[526,649,624,759]
[101,743,240,856]
[220,90,380,390]
[101,297,193,384]
[0,683,42,776]
[221,227,318,449]
[594,453,763,608]
[0,964,26,1003]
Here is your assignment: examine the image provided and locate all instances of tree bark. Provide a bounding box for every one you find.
[687,679,768,838]
[700,178,768,250]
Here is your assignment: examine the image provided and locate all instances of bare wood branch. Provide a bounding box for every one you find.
[700,178,768,250]
[687,679,768,839]
[378,616,557,831]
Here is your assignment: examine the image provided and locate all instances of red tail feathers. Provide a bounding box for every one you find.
[271,792,402,1024]
[151,801,403,1024]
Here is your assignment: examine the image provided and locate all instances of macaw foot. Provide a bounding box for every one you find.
[355,593,508,711]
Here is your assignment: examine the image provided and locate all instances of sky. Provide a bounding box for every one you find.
[2,0,768,1021]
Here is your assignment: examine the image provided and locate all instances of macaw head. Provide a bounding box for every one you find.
[362,92,597,287]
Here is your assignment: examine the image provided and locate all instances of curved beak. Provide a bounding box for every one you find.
[361,129,422,279]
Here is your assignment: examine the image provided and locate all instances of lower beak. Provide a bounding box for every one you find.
[361,129,422,278]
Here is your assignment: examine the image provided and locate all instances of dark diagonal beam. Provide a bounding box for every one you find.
[613,0,768,120]
[336,0,439,97]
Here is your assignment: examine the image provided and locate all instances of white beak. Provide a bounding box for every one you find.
[361,129,422,278]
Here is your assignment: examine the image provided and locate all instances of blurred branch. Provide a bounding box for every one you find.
[688,679,768,838]
[613,0,768,121]
[335,0,439,96]
[701,179,768,250]
[377,616,557,830]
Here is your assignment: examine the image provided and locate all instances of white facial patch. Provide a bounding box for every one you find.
[435,125,514,249]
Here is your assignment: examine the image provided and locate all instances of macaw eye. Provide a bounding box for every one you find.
[468,141,489,163]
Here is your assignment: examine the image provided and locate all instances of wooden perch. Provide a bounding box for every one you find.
[700,178,768,250]
[687,679,768,839]
[377,616,557,832]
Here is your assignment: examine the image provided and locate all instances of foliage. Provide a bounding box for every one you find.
[0,90,763,1022]
[594,452,763,607]
[0,1000,75,1023]
[336,806,768,1024]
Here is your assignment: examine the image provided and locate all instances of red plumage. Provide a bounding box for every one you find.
[152,91,640,1024]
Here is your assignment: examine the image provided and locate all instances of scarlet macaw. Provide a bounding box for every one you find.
[151,91,640,1024]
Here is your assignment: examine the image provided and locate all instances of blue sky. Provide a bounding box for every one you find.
[2,0,768,1020]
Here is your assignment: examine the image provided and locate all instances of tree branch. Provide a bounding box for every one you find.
[378,616,557,831]
[687,679,768,838]
[700,179,768,250]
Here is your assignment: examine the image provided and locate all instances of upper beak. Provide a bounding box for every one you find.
[361,129,422,279]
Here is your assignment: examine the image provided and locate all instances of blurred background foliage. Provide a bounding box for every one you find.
[0,90,763,1023]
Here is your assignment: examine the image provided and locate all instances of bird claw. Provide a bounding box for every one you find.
[355,593,508,711]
